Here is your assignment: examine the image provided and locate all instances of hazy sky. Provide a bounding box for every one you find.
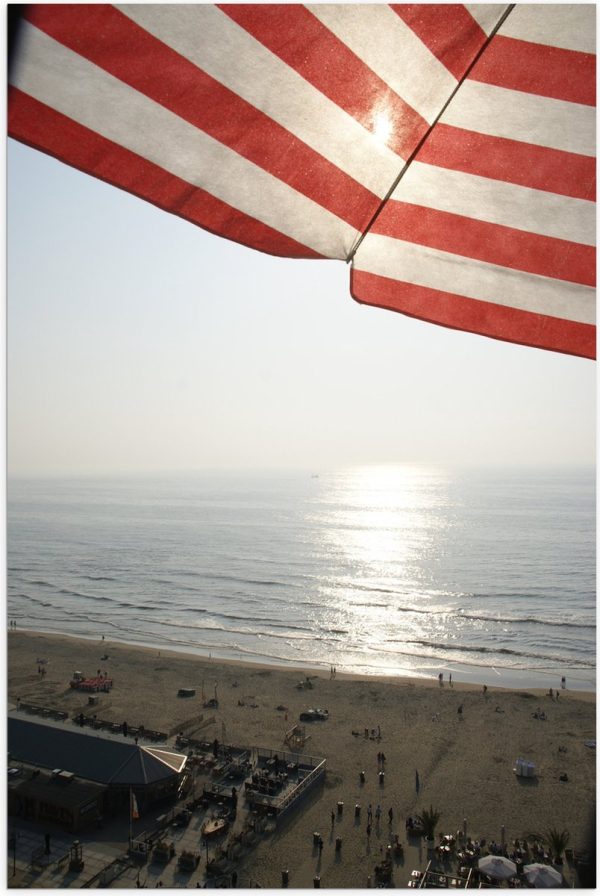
[7,139,595,475]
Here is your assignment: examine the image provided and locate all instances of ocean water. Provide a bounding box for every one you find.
[7,466,596,690]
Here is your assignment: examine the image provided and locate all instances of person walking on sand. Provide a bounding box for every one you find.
[366,822,372,841]
[375,805,382,823]
[388,807,393,825]
[331,810,335,827]
[368,803,373,823]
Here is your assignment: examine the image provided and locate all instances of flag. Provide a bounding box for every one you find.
[131,790,139,820]
[7,4,595,358]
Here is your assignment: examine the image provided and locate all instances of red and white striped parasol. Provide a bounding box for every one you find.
[8,4,595,358]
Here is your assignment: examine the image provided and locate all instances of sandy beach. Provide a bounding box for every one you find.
[7,630,596,888]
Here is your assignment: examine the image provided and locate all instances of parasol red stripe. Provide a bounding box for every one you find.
[8,87,322,259]
[390,4,488,80]
[219,3,429,160]
[372,200,595,287]
[419,124,596,201]
[351,269,596,359]
[23,4,380,232]
[469,35,596,106]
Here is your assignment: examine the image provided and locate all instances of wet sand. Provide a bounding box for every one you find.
[7,630,596,888]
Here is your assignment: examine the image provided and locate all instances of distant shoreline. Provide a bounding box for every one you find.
[10,626,595,694]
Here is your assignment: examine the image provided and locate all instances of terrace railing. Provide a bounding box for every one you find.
[276,758,326,820]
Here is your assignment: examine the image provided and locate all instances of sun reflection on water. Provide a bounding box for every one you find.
[328,464,447,568]
[312,464,455,670]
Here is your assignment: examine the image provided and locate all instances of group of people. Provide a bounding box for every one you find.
[366,803,394,824]
[328,800,397,843]
[366,804,395,841]
[438,672,453,686]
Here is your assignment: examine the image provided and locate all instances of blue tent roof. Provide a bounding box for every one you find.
[8,717,186,786]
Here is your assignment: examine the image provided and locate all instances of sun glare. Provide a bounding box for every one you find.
[373,110,393,146]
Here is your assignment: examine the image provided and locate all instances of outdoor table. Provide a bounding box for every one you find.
[202,818,228,838]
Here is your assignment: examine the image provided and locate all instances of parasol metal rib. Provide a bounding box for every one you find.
[346,3,516,264]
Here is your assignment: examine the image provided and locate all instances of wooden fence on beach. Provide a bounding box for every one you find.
[167,714,204,738]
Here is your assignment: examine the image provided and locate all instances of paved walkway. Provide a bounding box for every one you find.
[7,782,259,889]
[7,820,126,888]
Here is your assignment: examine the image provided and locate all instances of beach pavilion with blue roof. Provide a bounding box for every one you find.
[7,714,187,831]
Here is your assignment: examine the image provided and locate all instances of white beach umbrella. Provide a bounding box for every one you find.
[478,855,517,881]
[524,863,563,888]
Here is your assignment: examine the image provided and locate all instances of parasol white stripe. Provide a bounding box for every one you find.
[442,80,595,157]
[354,234,595,325]
[397,162,595,247]
[499,4,596,54]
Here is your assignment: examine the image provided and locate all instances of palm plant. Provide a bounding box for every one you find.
[416,805,442,842]
[545,828,570,864]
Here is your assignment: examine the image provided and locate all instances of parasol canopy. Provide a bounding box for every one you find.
[7,4,596,358]
[523,863,563,888]
[478,855,517,881]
